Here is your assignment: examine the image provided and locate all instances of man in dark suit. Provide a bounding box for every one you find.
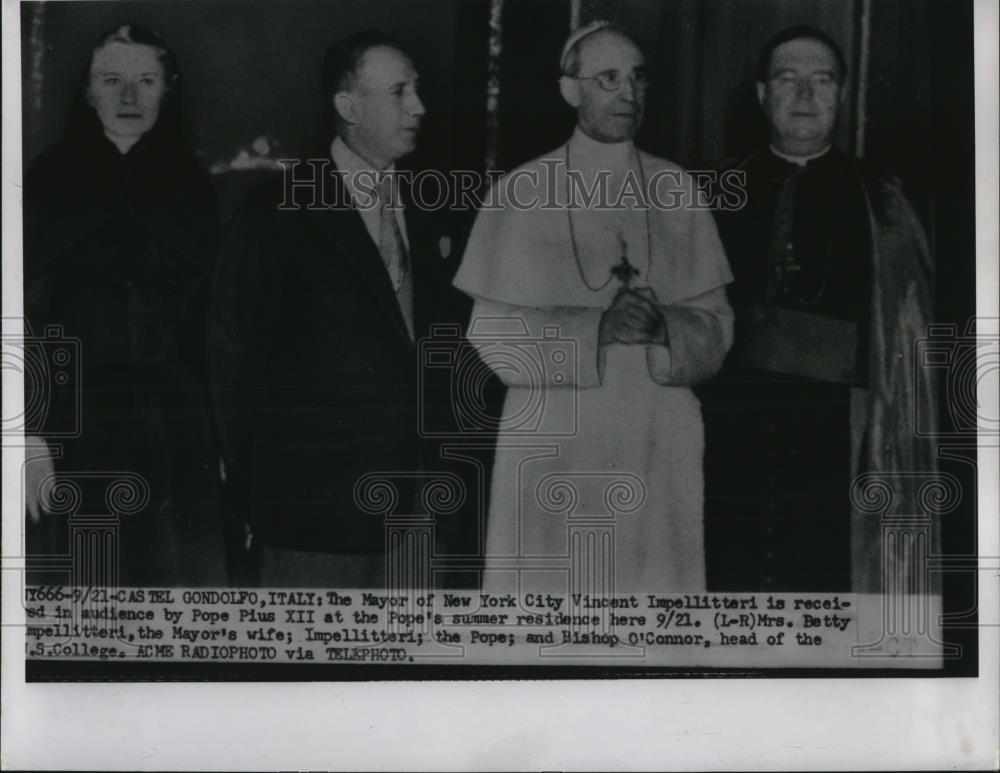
[210,30,468,587]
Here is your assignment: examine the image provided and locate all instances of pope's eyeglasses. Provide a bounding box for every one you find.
[567,68,649,93]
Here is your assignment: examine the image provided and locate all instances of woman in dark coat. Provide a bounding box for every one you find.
[24,23,225,586]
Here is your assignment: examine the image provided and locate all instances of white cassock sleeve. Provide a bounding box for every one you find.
[467,299,605,388]
[646,286,734,386]
[468,285,733,390]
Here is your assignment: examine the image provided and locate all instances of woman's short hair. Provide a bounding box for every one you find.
[86,23,180,89]
[67,22,183,142]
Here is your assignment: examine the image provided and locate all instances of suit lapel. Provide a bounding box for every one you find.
[307,171,414,350]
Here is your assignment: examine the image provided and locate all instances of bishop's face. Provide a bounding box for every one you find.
[570,31,647,143]
[757,37,843,157]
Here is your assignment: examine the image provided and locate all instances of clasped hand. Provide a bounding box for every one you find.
[599,287,668,346]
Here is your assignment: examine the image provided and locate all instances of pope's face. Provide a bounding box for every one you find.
[87,42,167,147]
[573,31,646,143]
[347,46,425,169]
[757,38,842,156]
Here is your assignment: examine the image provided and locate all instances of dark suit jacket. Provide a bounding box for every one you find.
[210,165,468,559]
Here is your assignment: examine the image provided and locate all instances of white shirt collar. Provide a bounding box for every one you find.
[331,136,397,208]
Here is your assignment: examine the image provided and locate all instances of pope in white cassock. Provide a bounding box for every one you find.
[453,22,734,594]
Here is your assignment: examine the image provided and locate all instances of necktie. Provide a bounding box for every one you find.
[378,175,409,292]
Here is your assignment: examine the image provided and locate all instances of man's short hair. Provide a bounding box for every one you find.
[755,25,848,84]
[322,29,410,100]
[560,21,642,77]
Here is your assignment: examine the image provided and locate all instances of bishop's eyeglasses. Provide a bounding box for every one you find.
[768,72,839,96]
[567,68,650,93]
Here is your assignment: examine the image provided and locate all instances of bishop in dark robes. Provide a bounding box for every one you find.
[702,26,936,593]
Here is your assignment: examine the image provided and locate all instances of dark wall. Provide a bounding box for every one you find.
[865,0,978,675]
[494,0,575,171]
[865,0,976,325]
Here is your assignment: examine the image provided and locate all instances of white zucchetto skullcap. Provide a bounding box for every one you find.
[559,19,615,73]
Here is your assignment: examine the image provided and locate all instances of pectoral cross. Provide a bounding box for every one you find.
[609,233,639,287]
[774,253,802,296]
